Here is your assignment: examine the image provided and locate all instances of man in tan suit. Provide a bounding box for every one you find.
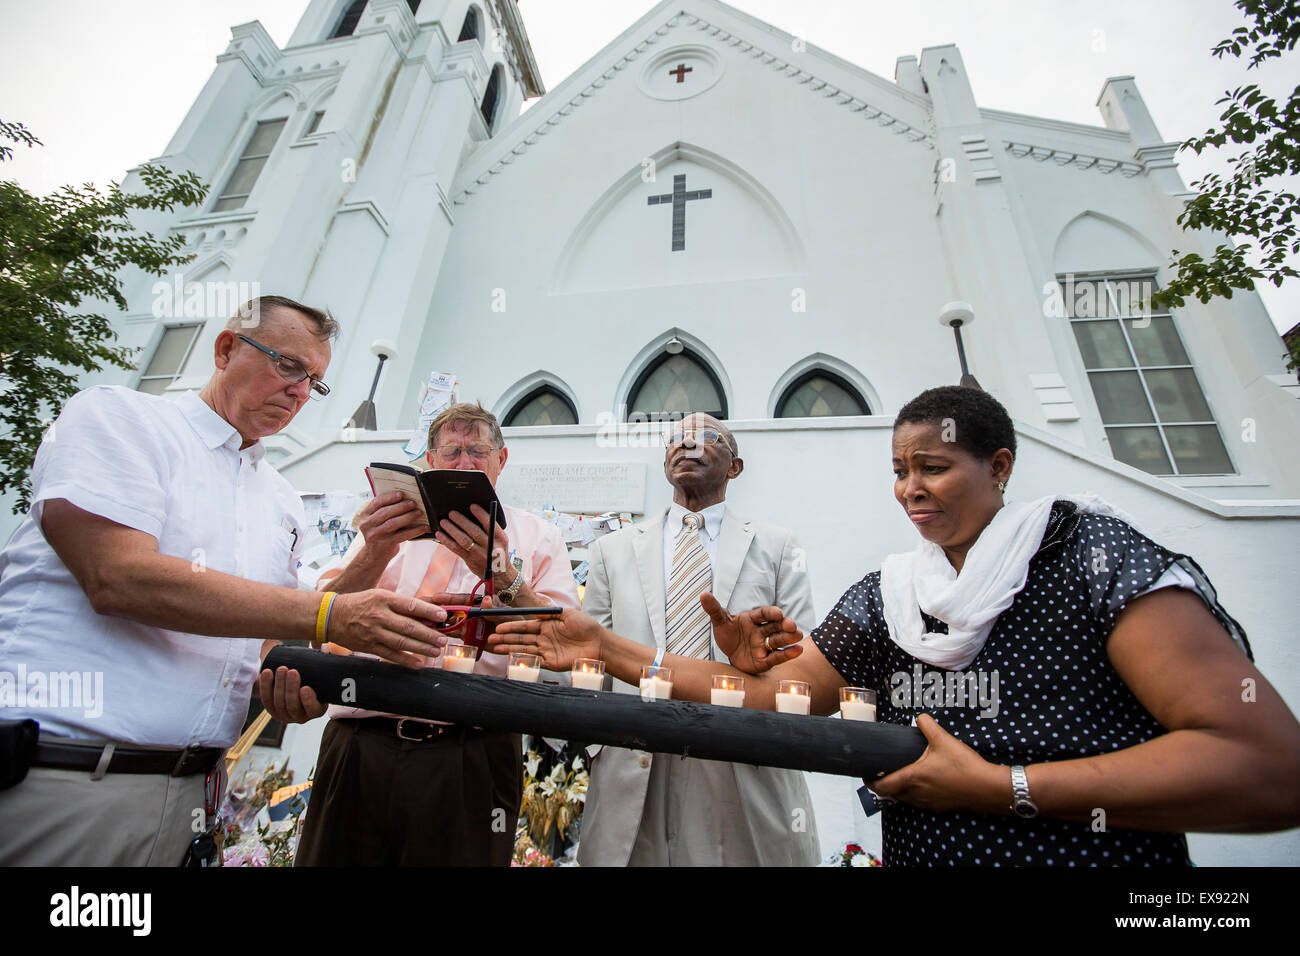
[577,413,820,866]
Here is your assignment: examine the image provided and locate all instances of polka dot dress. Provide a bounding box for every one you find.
[812,501,1251,867]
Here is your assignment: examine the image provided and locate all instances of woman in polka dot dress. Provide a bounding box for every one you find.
[494,387,1300,865]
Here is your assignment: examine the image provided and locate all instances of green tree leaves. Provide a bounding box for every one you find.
[1151,2,1299,384]
[0,120,207,512]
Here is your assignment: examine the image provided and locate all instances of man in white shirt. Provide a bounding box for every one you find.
[0,296,448,866]
[576,413,821,865]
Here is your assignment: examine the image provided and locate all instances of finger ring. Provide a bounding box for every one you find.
[467,542,475,552]
[764,635,776,651]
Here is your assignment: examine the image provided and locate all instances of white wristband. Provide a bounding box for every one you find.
[653,647,665,668]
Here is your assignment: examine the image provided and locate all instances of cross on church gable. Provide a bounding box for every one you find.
[646,174,712,252]
[668,63,693,83]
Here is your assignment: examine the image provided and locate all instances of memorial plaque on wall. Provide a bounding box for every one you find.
[496,462,647,513]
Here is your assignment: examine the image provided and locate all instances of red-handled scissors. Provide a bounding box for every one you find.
[431,500,563,647]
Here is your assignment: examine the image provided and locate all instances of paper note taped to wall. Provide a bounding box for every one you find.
[403,371,457,459]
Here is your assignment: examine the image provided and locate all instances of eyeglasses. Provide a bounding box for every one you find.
[663,428,733,453]
[431,443,500,462]
[237,334,330,398]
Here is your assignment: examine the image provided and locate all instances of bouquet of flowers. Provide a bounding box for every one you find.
[513,745,588,866]
[218,758,309,867]
[824,842,882,867]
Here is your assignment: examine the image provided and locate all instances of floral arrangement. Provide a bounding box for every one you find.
[218,758,309,867]
[513,746,588,866]
[824,842,882,867]
[510,840,557,867]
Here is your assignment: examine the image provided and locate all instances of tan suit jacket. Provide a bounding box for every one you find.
[576,506,820,866]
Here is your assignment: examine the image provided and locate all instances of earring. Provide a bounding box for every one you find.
[997,481,1006,493]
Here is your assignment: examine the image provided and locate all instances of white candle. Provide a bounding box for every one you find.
[710,687,746,708]
[775,692,811,715]
[508,664,541,683]
[571,670,604,691]
[639,677,673,700]
[442,655,476,674]
[840,701,876,722]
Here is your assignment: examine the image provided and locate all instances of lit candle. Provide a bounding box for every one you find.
[639,665,674,701]
[571,659,606,691]
[840,687,877,722]
[710,674,746,708]
[508,652,541,683]
[775,679,811,715]
[443,644,478,674]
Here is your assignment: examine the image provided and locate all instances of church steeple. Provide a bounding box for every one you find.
[103,0,546,449]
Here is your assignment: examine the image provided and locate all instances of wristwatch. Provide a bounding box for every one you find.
[1010,765,1038,819]
[494,554,526,605]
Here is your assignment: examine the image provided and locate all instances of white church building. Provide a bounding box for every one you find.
[29,0,1300,864]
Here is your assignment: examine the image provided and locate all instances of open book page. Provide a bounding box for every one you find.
[364,466,431,526]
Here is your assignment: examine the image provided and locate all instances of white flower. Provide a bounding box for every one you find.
[571,755,584,772]
[525,752,540,778]
[850,853,871,867]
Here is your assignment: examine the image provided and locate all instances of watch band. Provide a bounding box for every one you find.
[1010,764,1038,818]
[495,555,526,605]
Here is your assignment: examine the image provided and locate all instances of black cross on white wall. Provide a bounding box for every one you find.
[646,174,712,252]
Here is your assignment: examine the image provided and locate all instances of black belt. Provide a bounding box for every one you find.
[34,740,223,777]
[344,717,479,743]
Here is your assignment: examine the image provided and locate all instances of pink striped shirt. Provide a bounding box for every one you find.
[324,503,579,722]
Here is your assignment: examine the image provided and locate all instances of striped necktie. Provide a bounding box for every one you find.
[665,512,712,660]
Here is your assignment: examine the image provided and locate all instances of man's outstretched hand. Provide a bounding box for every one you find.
[702,592,804,675]
[489,607,606,671]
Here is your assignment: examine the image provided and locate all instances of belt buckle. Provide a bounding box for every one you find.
[395,719,432,742]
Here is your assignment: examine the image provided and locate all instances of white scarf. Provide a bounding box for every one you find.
[880,495,1133,670]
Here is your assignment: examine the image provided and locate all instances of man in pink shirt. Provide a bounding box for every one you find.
[294,403,579,866]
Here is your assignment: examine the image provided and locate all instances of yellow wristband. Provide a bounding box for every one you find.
[314,591,336,648]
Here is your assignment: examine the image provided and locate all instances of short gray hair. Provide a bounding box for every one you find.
[226,295,340,341]
[428,402,505,449]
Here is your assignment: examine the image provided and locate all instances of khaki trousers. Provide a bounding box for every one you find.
[0,764,209,866]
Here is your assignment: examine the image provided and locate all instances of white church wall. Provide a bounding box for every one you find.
[417,14,959,434]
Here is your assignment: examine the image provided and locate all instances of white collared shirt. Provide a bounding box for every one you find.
[662,501,726,589]
[0,386,305,748]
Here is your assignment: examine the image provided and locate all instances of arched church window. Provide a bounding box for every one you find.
[458,6,481,43]
[503,387,578,427]
[628,351,727,420]
[481,64,503,133]
[212,118,286,212]
[330,0,368,39]
[775,370,869,418]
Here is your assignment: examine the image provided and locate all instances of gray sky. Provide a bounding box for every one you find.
[1,0,1294,332]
